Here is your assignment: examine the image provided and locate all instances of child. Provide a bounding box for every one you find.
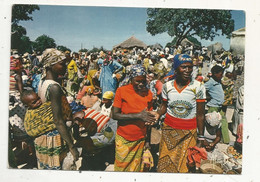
[20,90,42,110]
[21,90,56,137]
[100,91,114,117]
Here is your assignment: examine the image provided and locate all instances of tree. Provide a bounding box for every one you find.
[146,9,234,46]
[12,5,40,24]
[11,5,40,53]
[19,36,33,53]
[166,36,201,47]
[32,35,56,53]
[57,45,71,53]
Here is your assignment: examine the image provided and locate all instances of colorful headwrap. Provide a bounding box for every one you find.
[41,48,66,78]
[119,64,147,87]
[10,56,23,71]
[129,64,147,79]
[173,54,193,70]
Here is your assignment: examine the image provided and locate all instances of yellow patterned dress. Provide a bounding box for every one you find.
[30,79,73,169]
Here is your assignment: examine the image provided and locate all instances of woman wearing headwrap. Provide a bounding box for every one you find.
[97,54,123,95]
[112,64,158,172]
[156,54,207,173]
[36,48,79,169]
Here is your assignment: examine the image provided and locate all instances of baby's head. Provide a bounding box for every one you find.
[21,90,42,109]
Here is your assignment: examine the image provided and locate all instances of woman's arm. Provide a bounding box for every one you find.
[49,84,79,161]
[15,74,23,93]
[212,129,221,146]
[111,106,156,124]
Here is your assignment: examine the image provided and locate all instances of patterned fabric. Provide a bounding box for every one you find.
[114,134,145,172]
[9,75,17,91]
[10,56,23,71]
[83,108,110,133]
[36,78,72,169]
[34,130,67,169]
[24,102,56,137]
[162,79,206,119]
[129,64,146,79]
[221,76,234,106]
[9,90,28,140]
[40,48,66,79]
[157,123,197,173]
[173,54,193,70]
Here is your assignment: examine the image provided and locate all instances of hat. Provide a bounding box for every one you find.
[173,54,192,70]
[205,111,222,127]
[102,91,114,100]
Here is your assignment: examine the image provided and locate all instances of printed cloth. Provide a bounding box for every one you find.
[187,146,207,168]
[162,79,206,120]
[173,54,193,70]
[114,134,145,172]
[157,123,197,173]
[83,108,110,133]
[24,101,56,137]
[221,76,234,106]
[40,48,66,79]
[36,79,72,169]
[34,130,67,169]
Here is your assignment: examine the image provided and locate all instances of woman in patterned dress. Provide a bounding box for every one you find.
[156,54,207,173]
[112,64,157,172]
[35,48,79,169]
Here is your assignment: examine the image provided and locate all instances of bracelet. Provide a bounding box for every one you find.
[197,137,205,141]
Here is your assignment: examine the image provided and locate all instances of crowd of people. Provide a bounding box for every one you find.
[8,44,244,173]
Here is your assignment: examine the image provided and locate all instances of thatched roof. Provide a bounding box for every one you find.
[114,36,147,49]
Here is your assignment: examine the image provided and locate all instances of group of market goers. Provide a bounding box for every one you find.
[8,45,244,173]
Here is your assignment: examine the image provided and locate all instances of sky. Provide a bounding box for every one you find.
[18,5,245,52]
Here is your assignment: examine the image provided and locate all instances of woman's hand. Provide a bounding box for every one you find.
[139,109,157,125]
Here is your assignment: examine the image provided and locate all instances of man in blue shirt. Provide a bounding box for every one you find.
[204,65,230,144]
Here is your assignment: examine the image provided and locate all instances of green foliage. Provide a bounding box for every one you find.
[32,34,56,54]
[11,5,39,53]
[11,24,27,51]
[187,36,201,46]
[146,8,234,46]
[12,4,40,24]
[57,45,71,53]
[20,36,33,54]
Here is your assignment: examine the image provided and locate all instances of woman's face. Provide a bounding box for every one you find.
[132,75,147,91]
[176,62,193,81]
[51,59,67,75]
